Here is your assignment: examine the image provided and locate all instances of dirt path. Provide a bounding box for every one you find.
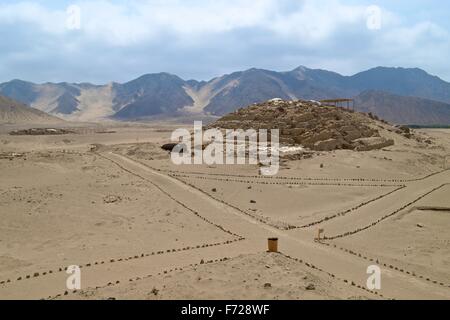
[2,151,448,299]
[0,240,249,300]
[98,152,450,299]
[319,172,450,238]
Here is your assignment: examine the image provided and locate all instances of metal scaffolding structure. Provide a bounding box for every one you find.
[320,99,355,111]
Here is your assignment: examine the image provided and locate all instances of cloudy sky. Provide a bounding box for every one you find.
[1,0,449,84]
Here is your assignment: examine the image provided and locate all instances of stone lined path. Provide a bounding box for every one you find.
[99,153,450,299]
[2,151,448,300]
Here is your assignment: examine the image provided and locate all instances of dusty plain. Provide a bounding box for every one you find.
[0,122,449,300]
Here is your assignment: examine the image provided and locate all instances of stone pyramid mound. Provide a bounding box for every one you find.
[208,99,395,151]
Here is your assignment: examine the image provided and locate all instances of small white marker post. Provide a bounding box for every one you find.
[444,155,450,170]
[316,228,324,241]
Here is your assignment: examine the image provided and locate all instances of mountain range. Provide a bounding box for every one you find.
[1,66,450,125]
[354,90,450,126]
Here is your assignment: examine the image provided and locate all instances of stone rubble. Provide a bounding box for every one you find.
[208,99,395,152]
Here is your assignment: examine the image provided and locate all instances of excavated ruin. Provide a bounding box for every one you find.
[208,99,395,152]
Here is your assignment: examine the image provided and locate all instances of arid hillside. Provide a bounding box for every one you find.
[0,95,63,125]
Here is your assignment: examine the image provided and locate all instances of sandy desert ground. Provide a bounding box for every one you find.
[0,123,449,300]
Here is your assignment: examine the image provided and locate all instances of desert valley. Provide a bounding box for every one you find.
[0,93,449,300]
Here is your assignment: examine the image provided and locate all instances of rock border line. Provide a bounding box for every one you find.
[170,173,406,231]
[46,251,386,300]
[0,239,244,287]
[292,186,406,229]
[96,152,244,239]
[169,173,402,188]
[143,165,449,184]
[320,242,450,289]
[124,154,407,231]
[323,184,450,240]
[3,149,446,184]
[44,256,233,300]
[277,252,388,299]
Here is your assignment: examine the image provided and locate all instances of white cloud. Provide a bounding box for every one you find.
[76,0,281,45]
[380,21,449,49]
[0,2,66,34]
[0,0,398,45]
[0,0,449,82]
[269,1,366,43]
